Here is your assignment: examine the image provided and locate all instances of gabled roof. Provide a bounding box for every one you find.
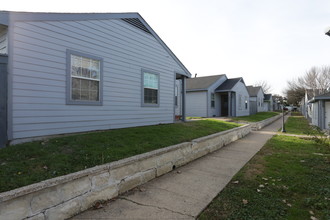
[186,75,225,91]
[264,94,272,101]
[0,11,191,77]
[215,77,244,92]
[246,86,262,97]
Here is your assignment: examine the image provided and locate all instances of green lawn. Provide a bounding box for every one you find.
[199,135,330,220]
[198,116,330,220]
[186,116,203,119]
[284,115,313,135]
[233,112,280,122]
[284,114,325,137]
[0,119,240,193]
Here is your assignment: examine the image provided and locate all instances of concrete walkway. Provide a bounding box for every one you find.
[72,115,289,220]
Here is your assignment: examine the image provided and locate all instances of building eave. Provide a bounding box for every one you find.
[1,11,192,78]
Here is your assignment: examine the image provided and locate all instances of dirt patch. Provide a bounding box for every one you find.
[242,147,270,180]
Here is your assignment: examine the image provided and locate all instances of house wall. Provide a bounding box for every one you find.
[311,102,319,126]
[257,89,265,112]
[249,96,257,115]
[263,102,270,112]
[325,101,330,129]
[207,76,227,117]
[10,19,186,141]
[269,97,273,111]
[186,91,207,117]
[232,81,249,116]
[0,27,7,55]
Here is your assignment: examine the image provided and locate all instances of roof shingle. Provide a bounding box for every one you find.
[186,75,225,90]
[215,78,242,91]
[246,86,262,97]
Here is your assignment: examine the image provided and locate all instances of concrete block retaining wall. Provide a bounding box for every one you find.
[251,113,282,130]
[0,115,280,220]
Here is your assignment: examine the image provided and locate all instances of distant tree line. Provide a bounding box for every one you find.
[284,66,330,106]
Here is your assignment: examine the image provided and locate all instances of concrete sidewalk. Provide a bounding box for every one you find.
[72,115,289,220]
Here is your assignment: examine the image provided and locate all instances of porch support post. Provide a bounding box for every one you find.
[0,55,8,148]
[228,92,231,117]
[181,76,186,122]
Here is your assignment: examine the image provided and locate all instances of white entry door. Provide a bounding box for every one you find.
[325,102,330,129]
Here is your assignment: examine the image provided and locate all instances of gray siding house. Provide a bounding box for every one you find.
[215,77,250,117]
[263,94,273,111]
[308,92,330,130]
[186,75,250,117]
[186,75,226,117]
[0,11,191,146]
[247,86,265,114]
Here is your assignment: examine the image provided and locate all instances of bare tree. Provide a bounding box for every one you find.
[297,66,330,95]
[254,80,272,94]
[284,65,330,105]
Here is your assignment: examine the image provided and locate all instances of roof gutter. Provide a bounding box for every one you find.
[186,89,208,92]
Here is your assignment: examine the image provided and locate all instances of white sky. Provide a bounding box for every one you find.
[2,0,330,95]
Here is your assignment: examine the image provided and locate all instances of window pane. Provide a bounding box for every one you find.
[144,72,158,89]
[80,90,89,101]
[72,78,80,90]
[71,66,80,76]
[144,88,158,104]
[71,55,81,76]
[91,60,100,79]
[90,81,99,90]
[81,79,89,90]
[70,53,101,103]
[89,90,99,101]
[72,88,80,100]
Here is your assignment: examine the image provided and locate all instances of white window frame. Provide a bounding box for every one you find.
[175,85,179,106]
[141,69,160,107]
[66,50,103,105]
[211,93,215,108]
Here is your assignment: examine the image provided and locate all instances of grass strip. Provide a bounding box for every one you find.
[233,112,279,122]
[199,135,330,220]
[0,119,240,193]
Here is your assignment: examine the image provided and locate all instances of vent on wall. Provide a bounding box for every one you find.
[121,18,152,35]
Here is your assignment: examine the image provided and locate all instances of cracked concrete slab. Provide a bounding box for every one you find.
[71,115,289,220]
[72,198,193,220]
[120,186,204,217]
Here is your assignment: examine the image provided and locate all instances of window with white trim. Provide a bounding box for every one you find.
[175,85,178,106]
[67,50,102,105]
[211,93,215,108]
[142,71,159,106]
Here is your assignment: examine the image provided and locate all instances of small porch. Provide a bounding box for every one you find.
[217,91,236,117]
[175,73,187,122]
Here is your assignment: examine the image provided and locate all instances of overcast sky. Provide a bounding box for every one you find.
[3,0,330,95]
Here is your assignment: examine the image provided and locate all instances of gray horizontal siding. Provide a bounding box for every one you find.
[14,119,173,140]
[11,18,185,140]
[0,28,7,55]
[233,81,250,116]
[186,91,207,117]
